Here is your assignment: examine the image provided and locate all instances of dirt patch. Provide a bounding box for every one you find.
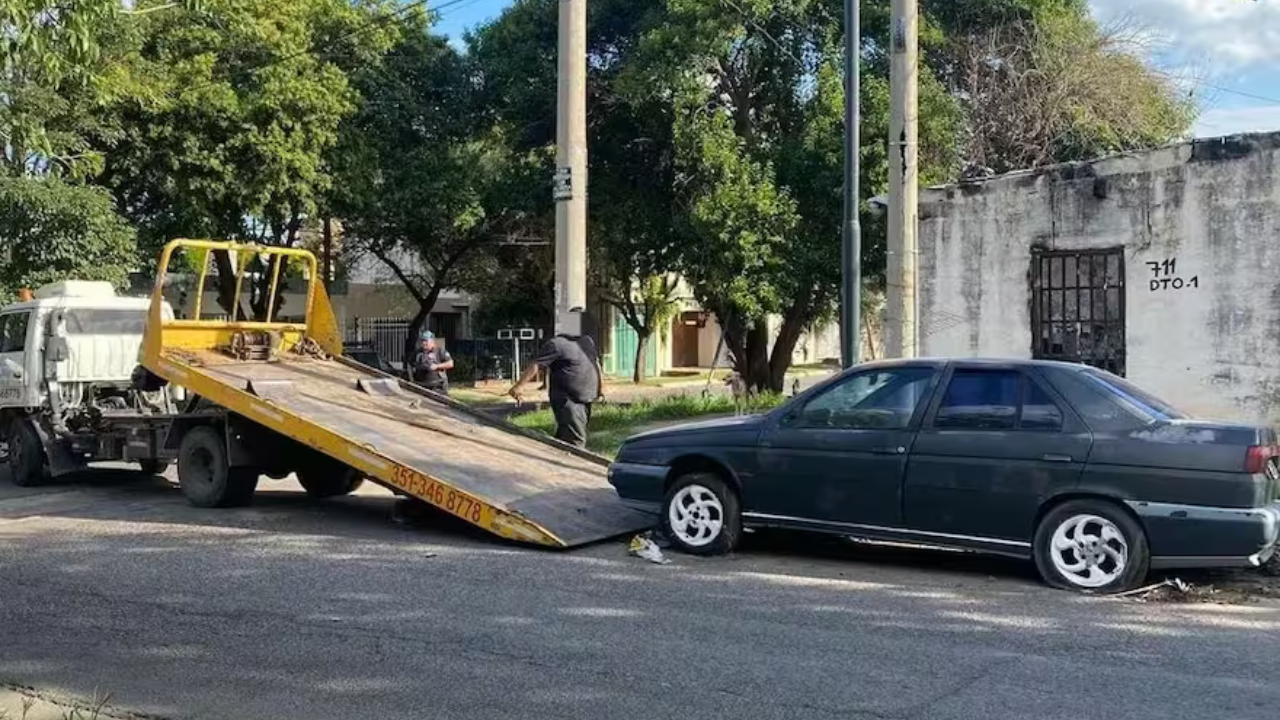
[1127,557,1280,604]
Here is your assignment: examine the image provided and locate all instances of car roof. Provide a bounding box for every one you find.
[851,357,1090,372]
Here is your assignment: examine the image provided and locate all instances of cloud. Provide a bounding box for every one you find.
[1193,105,1280,137]
[1091,0,1280,68]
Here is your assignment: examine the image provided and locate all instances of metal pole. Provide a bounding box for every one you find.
[554,0,588,336]
[840,0,861,369]
[322,217,333,294]
[885,0,918,358]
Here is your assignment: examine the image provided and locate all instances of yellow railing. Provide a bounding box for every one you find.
[142,239,343,364]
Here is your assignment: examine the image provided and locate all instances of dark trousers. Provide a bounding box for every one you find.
[550,397,592,447]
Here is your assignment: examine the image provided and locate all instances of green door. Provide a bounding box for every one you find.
[611,310,658,380]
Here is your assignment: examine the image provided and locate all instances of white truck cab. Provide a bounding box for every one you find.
[0,281,180,484]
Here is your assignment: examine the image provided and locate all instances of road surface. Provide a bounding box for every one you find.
[2,470,1278,720]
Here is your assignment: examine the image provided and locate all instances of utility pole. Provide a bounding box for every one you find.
[553,0,588,337]
[322,217,333,295]
[839,0,861,369]
[885,0,918,358]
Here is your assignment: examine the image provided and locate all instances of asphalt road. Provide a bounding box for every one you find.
[2,470,1278,720]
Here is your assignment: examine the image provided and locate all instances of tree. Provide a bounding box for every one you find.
[335,24,547,359]
[0,1,202,177]
[95,0,400,317]
[0,176,136,299]
[945,14,1194,177]
[463,0,1190,392]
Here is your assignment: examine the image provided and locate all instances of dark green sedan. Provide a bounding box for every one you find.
[608,359,1280,593]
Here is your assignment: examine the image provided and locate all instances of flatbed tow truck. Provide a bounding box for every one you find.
[0,239,652,547]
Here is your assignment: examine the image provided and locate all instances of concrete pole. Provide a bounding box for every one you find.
[554,0,588,337]
[839,0,861,369]
[885,0,918,358]
[322,217,333,294]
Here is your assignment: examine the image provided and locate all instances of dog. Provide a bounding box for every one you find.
[724,371,753,416]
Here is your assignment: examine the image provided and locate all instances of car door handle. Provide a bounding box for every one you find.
[872,446,907,455]
[1041,453,1073,463]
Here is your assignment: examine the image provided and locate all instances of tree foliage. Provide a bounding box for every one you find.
[0,1,202,176]
[0,176,136,299]
[942,12,1193,177]
[333,16,551,357]
[89,0,400,316]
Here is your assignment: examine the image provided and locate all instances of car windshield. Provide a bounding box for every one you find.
[1082,369,1187,421]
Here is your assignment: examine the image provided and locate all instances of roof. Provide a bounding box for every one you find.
[854,357,1092,372]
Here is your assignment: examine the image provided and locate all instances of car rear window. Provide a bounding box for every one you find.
[1043,368,1152,432]
[1021,382,1064,432]
[1082,369,1186,421]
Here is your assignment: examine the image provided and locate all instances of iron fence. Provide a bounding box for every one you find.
[345,317,545,383]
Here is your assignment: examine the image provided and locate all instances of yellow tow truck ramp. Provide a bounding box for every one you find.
[141,239,654,548]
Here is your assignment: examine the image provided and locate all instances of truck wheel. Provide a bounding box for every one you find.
[7,418,49,487]
[297,463,365,499]
[177,426,257,508]
[139,459,170,476]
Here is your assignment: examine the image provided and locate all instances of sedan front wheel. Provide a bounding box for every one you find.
[661,473,741,556]
[1034,500,1149,593]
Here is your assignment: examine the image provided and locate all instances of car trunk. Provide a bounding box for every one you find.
[1087,420,1278,508]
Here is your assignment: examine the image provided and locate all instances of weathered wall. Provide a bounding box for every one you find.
[918,132,1280,424]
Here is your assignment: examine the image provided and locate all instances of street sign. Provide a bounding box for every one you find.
[497,329,513,340]
[552,167,573,201]
[518,328,536,341]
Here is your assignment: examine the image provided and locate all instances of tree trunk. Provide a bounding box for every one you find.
[742,322,771,392]
[249,255,286,321]
[211,250,247,320]
[767,298,812,393]
[633,329,650,385]
[404,305,430,378]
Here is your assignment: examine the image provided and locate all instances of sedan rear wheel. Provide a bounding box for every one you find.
[661,473,741,556]
[1034,500,1149,593]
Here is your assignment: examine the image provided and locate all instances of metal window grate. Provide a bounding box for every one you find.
[1030,248,1126,375]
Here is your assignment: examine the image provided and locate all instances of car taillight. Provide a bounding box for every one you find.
[1245,446,1278,474]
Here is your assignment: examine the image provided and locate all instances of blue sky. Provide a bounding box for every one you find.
[431,0,1280,139]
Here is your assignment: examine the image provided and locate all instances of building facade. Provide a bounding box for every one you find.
[918,131,1280,423]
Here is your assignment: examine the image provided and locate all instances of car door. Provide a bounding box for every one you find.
[0,311,31,405]
[753,364,941,528]
[902,365,1091,543]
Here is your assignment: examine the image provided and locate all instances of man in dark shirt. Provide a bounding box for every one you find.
[509,324,603,447]
[409,331,453,395]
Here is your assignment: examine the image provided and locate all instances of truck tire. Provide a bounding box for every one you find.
[177,426,258,508]
[297,462,365,499]
[7,417,49,487]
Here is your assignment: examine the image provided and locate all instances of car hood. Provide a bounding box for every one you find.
[628,413,767,442]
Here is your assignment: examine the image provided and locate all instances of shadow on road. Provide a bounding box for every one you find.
[3,464,1280,720]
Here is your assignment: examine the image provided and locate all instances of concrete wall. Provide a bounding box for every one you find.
[918,132,1280,424]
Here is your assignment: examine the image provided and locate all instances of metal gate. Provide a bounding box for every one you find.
[1030,248,1126,375]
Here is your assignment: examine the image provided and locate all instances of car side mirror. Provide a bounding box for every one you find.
[47,336,69,363]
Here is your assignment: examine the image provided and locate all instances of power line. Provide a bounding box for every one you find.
[1148,68,1280,106]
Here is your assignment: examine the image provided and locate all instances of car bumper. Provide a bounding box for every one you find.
[1128,500,1280,570]
[606,462,667,512]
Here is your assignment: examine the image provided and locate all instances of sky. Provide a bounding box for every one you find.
[431,0,1280,139]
